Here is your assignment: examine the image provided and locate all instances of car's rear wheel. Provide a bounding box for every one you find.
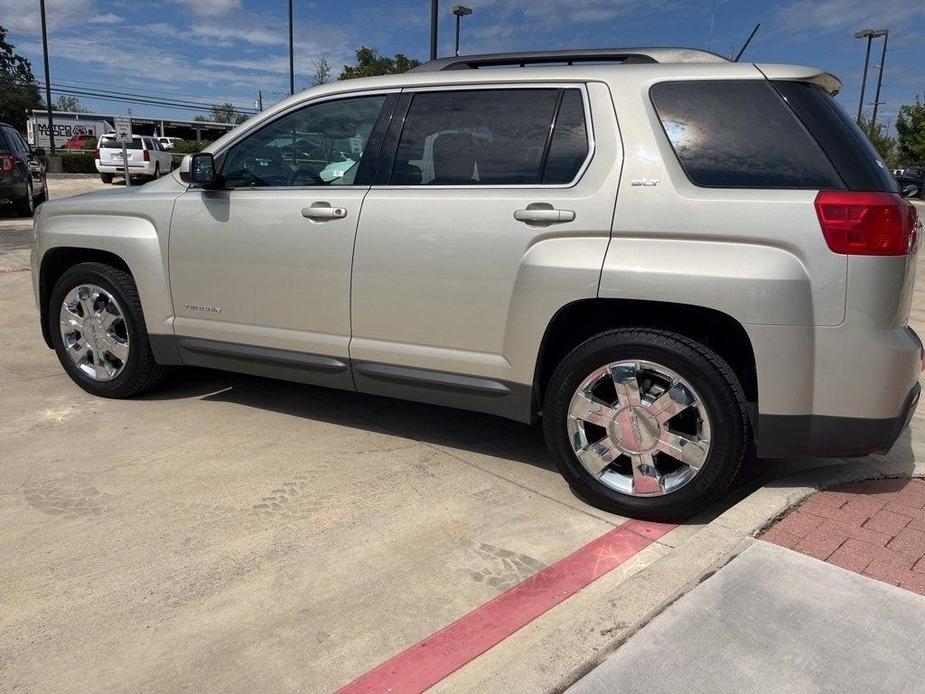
[543,328,748,521]
[13,180,34,217]
[152,163,160,180]
[49,262,169,398]
[37,176,49,204]
[100,173,113,184]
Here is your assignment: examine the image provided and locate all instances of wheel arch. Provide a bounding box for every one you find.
[534,298,758,423]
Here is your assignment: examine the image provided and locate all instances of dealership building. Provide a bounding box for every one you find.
[26,110,235,149]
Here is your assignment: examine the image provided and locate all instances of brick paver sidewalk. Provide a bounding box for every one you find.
[762,477,925,595]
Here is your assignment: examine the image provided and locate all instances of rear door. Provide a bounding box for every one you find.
[349,82,623,417]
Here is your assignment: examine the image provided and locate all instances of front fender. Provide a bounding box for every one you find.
[33,187,181,340]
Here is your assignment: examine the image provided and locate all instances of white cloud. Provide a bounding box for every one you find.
[0,0,97,31]
[773,0,925,37]
[190,24,287,47]
[88,13,122,25]
[168,0,241,18]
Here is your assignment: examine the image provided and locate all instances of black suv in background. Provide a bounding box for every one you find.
[0,122,48,217]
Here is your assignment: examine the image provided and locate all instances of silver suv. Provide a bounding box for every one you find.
[31,48,922,520]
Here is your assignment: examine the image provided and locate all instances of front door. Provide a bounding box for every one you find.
[169,92,394,388]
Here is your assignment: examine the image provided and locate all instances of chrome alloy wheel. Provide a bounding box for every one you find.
[59,284,130,381]
[567,360,711,497]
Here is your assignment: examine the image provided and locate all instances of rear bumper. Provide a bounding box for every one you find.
[758,382,920,458]
[95,161,155,175]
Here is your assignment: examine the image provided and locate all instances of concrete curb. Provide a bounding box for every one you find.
[436,455,925,693]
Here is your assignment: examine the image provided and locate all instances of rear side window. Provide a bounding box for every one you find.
[543,90,590,184]
[650,80,843,189]
[390,88,588,186]
[772,81,898,193]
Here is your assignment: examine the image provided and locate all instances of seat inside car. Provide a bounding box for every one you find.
[430,132,482,185]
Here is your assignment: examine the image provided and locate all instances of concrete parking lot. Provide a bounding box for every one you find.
[2,177,924,692]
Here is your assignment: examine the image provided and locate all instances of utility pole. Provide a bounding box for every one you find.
[430,0,438,61]
[39,0,55,154]
[257,90,263,111]
[854,29,887,124]
[871,30,889,127]
[288,0,295,95]
[708,0,716,51]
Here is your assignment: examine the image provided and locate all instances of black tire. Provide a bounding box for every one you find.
[543,328,748,521]
[100,173,113,184]
[48,262,170,398]
[152,163,160,180]
[37,176,49,204]
[13,180,34,217]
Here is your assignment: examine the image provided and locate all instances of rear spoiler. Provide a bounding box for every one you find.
[755,65,842,96]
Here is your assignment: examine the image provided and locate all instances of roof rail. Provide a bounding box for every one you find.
[411,47,730,72]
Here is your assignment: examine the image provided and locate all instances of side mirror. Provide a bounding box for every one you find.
[179,152,219,187]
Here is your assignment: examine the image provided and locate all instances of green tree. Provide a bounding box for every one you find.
[339,47,420,80]
[54,95,88,113]
[895,97,925,166]
[858,115,897,169]
[199,102,248,125]
[0,26,43,131]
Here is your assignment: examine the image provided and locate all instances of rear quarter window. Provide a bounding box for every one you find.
[650,80,843,189]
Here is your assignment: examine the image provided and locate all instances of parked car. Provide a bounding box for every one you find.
[63,134,98,151]
[896,167,924,198]
[94,134,172,183]
[31,48,923,520]
[0,122,47,217]
[157,136,182,150]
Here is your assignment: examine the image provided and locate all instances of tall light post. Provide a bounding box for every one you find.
[854,29,887,124]
[39,0,54,154]
[430,0,438,61]
[288,0,294,95]
[871,29,890,128]
[453,5,472,57]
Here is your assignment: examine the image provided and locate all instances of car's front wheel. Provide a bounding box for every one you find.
[49,262,169,398]
[543,328,748,521]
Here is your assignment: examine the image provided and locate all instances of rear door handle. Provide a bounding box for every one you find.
[301,202,347,221]
[514,203,575,225]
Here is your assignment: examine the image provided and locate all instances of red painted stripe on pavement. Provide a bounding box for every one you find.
[338,519,677,694]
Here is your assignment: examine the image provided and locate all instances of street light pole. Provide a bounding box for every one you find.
[430,0,438,61]
[854,29,887,124]
[288,0,294,96]
[871,30,890,128]
[453,6,473,57]
[39,0,55,154]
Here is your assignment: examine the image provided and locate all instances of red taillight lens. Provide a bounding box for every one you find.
[814,190,918,256]
[143,149,150,162]
[0,152,14,174]
[94,148,100,160]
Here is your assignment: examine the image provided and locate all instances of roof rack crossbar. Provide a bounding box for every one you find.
[411,47,730,72]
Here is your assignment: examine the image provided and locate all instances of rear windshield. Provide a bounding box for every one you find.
[99,136,142,150]
[772,81,898,193]
[650,80,843,189]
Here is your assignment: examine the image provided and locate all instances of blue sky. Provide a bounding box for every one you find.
[3,0,923,130]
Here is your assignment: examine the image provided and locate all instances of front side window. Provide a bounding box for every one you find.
[390,88,588,186]
[221,95,387,188]
[651,80,843,189]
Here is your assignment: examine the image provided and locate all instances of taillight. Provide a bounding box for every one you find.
[143,149,150,162]
[814,190,918,256]
[0,152,14,174]
[94,148,100,160]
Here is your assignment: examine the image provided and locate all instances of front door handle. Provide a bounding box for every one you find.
[301,202,347,221]
[514,202,576,225]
